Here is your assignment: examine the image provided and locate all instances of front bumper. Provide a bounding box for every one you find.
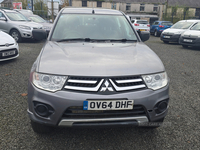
[179,36,200,47]
[160,34,181,42]
[19,28,33,39]
[28,82,169,127]
[0,44,19,61]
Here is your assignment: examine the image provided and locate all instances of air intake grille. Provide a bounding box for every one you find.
[62,105,146,119]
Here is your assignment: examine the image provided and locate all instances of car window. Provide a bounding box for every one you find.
[153,22,159,25]
[131,20,135,23]
[137,21,148,24]
[171,21,194,29]
[29,16,46,23]
[0,12,6,18]
[190,23,200,30]
[52,14,137,41]
[6,12,29,21]
[161,22,173,26]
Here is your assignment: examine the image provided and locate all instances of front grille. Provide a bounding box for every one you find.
[33,27,42,29]
[62,105,146,119]
[110,76,146,91]
[64,76,146,92]
[0,43,14,47]
[0,48,18,59]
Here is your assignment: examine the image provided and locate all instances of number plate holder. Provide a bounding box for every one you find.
[83,100,134,110]
[2,51,15,57]
[183,39,193,43]
[163,36,170,38]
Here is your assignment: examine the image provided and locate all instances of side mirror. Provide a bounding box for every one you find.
[0,17,7,21]
[139,31,150,42]
[32,29,47,41]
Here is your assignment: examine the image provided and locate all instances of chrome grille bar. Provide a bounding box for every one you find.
[67,79,97,84]
[109,79,146,91]
[64,79,104,92]
[116,79,142,83]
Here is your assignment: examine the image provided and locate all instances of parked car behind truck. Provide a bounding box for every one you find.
[160,20,200,43]
[0,9,43,42]
[15,9,52,35]
[150,21,173,37]
[179,22,200,48]
[131,19,150,33]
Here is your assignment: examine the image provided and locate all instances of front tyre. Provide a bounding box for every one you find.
[10,29,22,43]
[31,120,54,134]
[154,30,159,37]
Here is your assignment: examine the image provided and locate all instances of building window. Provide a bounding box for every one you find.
[97,1,102,7]
[153,5,158,12]
[195,8,200,17]
[111,3,116,9]
[126,3,131,11]
[140,4,145,11]
[82,1,87,7]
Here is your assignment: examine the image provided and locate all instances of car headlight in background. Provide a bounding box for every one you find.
[33,72,67,92]
[19,25,31,30]
[43,26,51,30]
[174,31,183,35]
[142,72,168,90]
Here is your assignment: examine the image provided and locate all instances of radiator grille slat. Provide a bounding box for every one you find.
[64,76,146,92]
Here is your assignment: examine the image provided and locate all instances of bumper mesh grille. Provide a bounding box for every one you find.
[62,105,146,119]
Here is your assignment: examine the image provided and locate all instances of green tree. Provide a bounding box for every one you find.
[33,0,48,19]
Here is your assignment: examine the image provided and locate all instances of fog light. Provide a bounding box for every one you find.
[158,101,167,112]
[33,102,54,117]
[155,100,168,114]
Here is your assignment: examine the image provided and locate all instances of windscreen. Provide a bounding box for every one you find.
[29,16,46,23]
[6,12,29,21]
[171,21,193,29]
[161,22,173,26]
[137,21,148,24]
[190,23,200,30]
[51,14,137,41]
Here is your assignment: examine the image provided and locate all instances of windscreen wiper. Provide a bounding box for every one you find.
[56,38,91,42]
[109,39,137,42]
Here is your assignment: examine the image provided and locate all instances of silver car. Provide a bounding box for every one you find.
[179,22,200,48]
[0,9,43,42]
[28,8,169,133]
[131,19,150,32]
[160,20,200,43]
[15,9,52,35]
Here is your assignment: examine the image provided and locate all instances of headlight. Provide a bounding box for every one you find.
[43,26,51,30]
[33,72,67,92]
[14,39,17,45]
[19,25,31,30]
[142,72,168,90]
[174,31,183,35]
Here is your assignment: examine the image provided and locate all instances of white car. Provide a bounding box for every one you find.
[0,30,19,61]
[131,19,150,32]
[179,22,200,48]
[160,20,200,43]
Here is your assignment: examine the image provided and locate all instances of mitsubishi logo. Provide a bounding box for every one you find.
[100,80,114,92]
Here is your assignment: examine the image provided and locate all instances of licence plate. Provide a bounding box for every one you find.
[183,39,193,43]
[83,100,134,110]
[2,51,15,57]
[140,29,145,31]
[163,36,170,38]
